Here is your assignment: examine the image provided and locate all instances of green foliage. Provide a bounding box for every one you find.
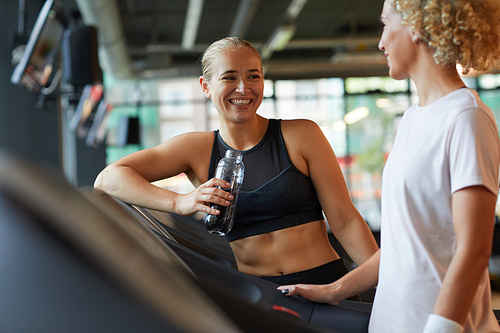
[356,137,386,174]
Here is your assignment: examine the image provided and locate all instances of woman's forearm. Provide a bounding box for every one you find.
[433,246,491,325]
[332,213,379,267]
[335,248,380,297]
[94,165,181,213]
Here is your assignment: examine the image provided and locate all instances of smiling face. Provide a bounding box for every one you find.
[200,48,264,123]
[378,0,416,80]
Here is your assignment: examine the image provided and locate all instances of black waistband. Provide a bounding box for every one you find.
[256,259,349,285]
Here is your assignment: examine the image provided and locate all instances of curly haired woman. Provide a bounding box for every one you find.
[279,1,500,332]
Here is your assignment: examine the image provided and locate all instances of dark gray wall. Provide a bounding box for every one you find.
[1,0,105,186]
[1,0,61,168]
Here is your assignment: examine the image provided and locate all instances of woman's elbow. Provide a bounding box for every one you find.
[94,166,115,193]
[93,170,104,189]
[458,242,492,271]
[476,246,492,268]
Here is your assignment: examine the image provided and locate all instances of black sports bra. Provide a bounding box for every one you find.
[208,119,324,242]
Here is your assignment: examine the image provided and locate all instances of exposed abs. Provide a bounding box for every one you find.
[229,220,339,276]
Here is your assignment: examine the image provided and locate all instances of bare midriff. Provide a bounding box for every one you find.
[229,220,340,277]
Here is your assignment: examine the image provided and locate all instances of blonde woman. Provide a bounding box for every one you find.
[95,37,378,287]
[279,1,500,332]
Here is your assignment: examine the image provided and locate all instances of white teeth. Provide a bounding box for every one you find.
[230,99,250,105]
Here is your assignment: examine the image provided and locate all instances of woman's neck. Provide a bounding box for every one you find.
[411,55,466,106]
[218,115,268,151]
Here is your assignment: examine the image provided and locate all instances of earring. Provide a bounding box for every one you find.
[412,35,419,43]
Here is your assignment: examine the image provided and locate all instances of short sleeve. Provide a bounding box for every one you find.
[448,108,500,195]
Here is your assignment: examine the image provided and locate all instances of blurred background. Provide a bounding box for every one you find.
[2,0,500,234]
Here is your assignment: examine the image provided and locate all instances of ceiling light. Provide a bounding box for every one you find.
[286,0,309,19]
[182,0,204,50]
[269,24,296,52]
[229,0,261,37]
[261,24,296,60]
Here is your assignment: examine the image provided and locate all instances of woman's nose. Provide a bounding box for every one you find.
[378,38,384,51]
[235,79,249,93]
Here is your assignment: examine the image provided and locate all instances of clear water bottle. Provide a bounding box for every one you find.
[204,150,244,236]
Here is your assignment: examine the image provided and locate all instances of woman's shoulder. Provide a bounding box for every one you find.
[279,119,328,162]
[280,118,318,126]
[280,118,320,131]
[444,89,495,123]
[280,118,323,140]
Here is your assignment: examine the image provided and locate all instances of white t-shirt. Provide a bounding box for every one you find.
[369,88,500,333]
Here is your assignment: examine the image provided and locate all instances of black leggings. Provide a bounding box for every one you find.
[258,259,361,301]
[256,259,349,285]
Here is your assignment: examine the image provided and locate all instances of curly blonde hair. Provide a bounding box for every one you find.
[392,0,500,74]
[200,37,262,81]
